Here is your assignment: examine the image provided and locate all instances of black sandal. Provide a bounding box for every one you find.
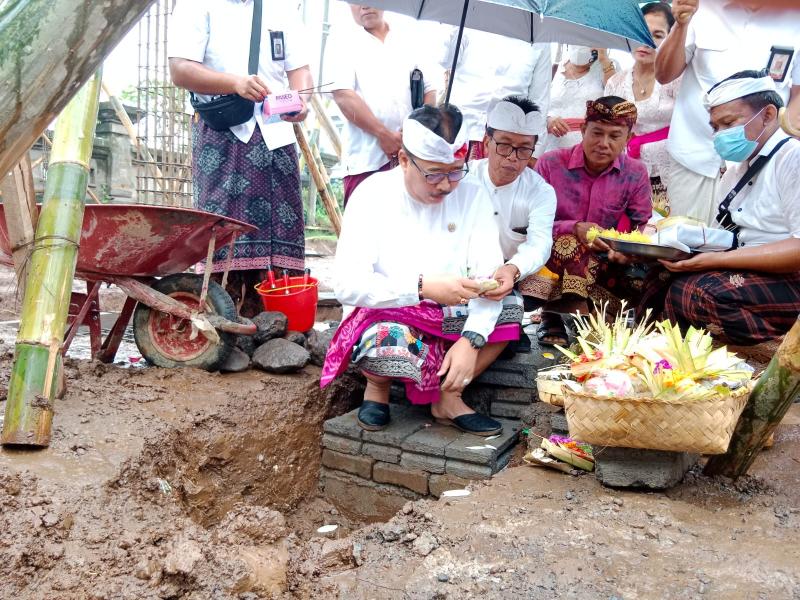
[357,401,391,431]
[435,413,502,437]
[535,312,569,348]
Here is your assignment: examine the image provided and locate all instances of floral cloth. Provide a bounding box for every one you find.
[321,296,523,405]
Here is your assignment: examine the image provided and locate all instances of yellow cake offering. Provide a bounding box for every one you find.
[587,227,653,244]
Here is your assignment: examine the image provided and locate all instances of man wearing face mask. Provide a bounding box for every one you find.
[536,46,610,157]
[656,0,800,226]
[640,71,800,345]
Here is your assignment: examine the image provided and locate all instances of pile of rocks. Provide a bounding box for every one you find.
[219,311,337,374]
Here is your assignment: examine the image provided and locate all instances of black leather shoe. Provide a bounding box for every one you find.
[357,401,391,431]
[435,413,502,437]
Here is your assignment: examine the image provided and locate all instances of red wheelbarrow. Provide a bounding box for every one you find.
[0,204,258,370]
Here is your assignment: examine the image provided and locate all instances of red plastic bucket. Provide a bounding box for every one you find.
[255,276,319,332]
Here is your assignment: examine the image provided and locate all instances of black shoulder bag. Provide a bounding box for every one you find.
[191,0,263,131]
[716,137,791,247]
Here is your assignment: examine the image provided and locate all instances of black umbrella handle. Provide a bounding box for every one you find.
[444,0,470,106]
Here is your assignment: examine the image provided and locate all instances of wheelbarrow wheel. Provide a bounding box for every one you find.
[133,273,236,371]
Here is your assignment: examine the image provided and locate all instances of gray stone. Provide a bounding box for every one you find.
[401,424,462,455]
[594,447,699,490]
[362,442,402,464]
[236,317,256,357]
[323,410,363,441]
[445,459,493,480]
[362,404,430,447]
[322,434,362,455]
[444,419,521,464]
[401,452,446,474]
[219,347,251,373]
[307,327,336,367]
[490,402,524,419]
[474,351,543,389]
[468,385,535,405]
[284,330,307,347]
[550,412,569,434]
[252,338,310,373]
[252,311,288,345]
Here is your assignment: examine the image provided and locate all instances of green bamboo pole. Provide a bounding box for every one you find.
[2,72,102,447]
[704,316,800,479]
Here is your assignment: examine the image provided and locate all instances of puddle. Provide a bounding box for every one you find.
[0,312,143,368]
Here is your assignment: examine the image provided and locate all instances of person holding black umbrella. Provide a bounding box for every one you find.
[327,4,438,203]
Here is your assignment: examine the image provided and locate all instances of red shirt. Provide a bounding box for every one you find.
[535,143,652,237]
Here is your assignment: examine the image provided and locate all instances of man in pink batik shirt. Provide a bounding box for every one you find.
[523,96,652,347]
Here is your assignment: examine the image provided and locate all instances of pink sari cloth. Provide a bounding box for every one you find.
[627,126,669,160]
[320,301,520,405]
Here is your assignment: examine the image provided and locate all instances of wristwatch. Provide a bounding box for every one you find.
[461,330,487,349]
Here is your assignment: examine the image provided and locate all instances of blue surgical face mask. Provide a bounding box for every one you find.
[712,107,767,162]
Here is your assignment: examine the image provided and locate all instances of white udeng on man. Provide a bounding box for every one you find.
[323,106,519,437]
[470,99,557,285]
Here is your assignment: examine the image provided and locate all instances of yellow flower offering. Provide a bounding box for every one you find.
[536,266,560,280]
[587,227,653,244]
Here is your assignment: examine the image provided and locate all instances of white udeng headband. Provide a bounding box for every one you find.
[402,118,466,163]
[704,75,777,110]
[486,100,546,136]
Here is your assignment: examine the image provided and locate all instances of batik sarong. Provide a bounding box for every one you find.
[192,119,305,273]
[320,295,523,404]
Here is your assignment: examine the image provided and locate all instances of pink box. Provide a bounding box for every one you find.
[262,91,304,117]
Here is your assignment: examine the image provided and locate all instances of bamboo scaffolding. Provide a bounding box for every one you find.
[2,72,103,448]
[293,124,342,236]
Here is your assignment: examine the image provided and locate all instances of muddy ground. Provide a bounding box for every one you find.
[0,346,797,599]
[0,257,798,599]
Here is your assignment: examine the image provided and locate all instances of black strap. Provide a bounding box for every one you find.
[249,0,263,76]
[716,136,791,246]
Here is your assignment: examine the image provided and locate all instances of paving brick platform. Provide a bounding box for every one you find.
[321,405,522,503]
[319,334,561,507]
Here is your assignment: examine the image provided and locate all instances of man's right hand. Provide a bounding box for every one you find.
[547,117,570,138]
[235,75,270,102]
[421,276,481,306]
[378,129,403,158]
[672,0,698,26]
[573,221,601,248]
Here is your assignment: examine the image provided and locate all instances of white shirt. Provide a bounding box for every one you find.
[605,69,681,181]
[470,159,557,279]
[718,130,800,248]
[667,1,800,178]
[326,24,435,176]
[439,28,552,141]
[169,0,310,149]
[335,168,505,339]
[535,59,607,157]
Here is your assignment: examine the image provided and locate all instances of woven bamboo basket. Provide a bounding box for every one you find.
[536,377,566,407]
[563,385,750,454]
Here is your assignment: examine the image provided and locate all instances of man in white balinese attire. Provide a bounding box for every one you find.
[469,96,558,352]
[320,105,522,436]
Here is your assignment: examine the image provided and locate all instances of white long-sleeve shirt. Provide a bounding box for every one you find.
[334,168,505,338]
[470,159,557,279]
[438,28,552,141]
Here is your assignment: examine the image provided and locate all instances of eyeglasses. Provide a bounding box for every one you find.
[407,153,469,184]
[490,135,535,161]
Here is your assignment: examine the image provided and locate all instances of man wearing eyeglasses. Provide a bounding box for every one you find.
[468,96,557,346]
[325,105,519,436]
